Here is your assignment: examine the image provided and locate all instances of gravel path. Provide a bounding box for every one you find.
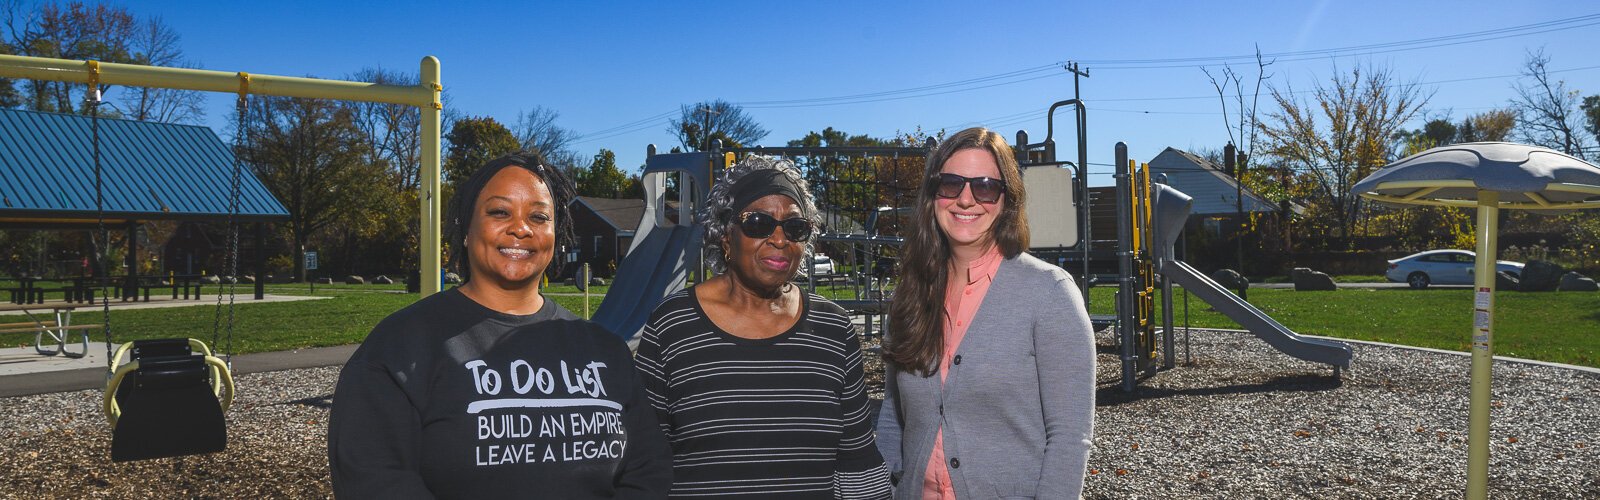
[1,329,1595,499]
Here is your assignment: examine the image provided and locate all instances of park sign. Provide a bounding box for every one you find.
[1351,141,1600,500]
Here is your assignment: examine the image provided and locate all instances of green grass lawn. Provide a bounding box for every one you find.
[4,281,1594,369]
[1258,273,1387,283]
[1084,286,1600,368]
[0,283,608,355]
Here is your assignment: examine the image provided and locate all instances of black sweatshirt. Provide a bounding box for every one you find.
[329,288,672,499]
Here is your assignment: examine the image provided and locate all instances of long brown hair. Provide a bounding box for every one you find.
[884,127,1029,376]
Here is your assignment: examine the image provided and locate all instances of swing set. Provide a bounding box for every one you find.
[0,53,446,461]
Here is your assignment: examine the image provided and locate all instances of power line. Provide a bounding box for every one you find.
[1095,63,1600,104]
[572,14,1600,144]
[752,13,1599,110]
[1080,13,1600,68]
[734,63,1062,106]
[736,71,1066,109]
[741,12,1600,110]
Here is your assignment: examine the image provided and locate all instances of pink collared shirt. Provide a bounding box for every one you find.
[923,245,1004,499]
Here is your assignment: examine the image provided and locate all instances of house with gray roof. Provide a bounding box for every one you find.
[568,197,645,278]
[1148,147,1288,216]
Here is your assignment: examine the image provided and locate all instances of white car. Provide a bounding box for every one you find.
[795,254,835,283]
[1385,250,1524,289]
[810,254,835,276]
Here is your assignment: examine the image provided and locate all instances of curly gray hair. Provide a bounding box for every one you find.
[699,155,820,275]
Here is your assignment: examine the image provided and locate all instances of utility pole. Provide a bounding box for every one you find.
[1064,61,1090,90]
[1063,61,1090,298]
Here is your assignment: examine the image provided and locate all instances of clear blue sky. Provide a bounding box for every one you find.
[137,0,1599,187]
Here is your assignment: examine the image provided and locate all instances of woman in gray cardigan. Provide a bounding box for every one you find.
[877,127,1096,499]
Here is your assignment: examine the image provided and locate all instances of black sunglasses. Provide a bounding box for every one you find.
[934,173,1006,203]
[737,211,813,242]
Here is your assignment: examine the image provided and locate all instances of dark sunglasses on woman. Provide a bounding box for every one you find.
[934,173,1006,203]
[737,211,814,242]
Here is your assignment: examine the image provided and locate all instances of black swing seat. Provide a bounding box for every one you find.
[105,338,232,462]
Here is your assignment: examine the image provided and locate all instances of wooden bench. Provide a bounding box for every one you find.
[0,323,99,334]
[0,320,57,329]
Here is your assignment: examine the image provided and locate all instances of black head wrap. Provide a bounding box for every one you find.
[727,169,808,219]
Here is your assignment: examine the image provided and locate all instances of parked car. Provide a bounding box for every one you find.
[1385,250,1524,289]
[810,254,835,276]
[795,254,835,282]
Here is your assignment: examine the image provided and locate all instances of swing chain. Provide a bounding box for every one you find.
[86,61,113,370]
[212,74,249,367]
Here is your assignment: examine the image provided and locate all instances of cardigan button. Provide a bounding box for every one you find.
[949,458,960,469]
[952,355,962,365]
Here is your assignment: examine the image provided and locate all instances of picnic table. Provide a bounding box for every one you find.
[6,273,219,307]
[0,303,99,358]
[6,277,50,304]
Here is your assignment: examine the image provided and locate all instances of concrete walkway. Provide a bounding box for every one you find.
[0,292,330,315]
[0,293,342,397]
[0,342,357,398]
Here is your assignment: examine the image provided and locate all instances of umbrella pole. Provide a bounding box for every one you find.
[1467,190,1499,500]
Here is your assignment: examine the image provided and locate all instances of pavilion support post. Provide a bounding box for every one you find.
[124,222,137,301]
[1467,190,1499,500]
[254,222,266,300]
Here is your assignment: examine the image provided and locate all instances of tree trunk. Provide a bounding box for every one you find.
[293,234,306,283]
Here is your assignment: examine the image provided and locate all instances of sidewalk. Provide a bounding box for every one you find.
[0,342,357,398]
[1248,281,1467,290]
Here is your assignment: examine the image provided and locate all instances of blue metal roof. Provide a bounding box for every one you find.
[0,108,288,223]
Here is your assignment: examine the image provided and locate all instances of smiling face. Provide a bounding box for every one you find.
[464,166,556,291]
[724,194,806,293]
[935,148,1004,256]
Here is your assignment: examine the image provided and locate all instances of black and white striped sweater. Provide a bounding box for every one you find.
[635,287,891,499]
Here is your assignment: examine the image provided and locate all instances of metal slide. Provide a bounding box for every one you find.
[591,224,695,344]
[1160,259,1353,369]
[590,149,714,344]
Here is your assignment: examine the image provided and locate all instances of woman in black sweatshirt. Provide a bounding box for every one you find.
[328,150,671,499]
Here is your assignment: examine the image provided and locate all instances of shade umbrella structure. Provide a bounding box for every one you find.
[1351,142,1600,499]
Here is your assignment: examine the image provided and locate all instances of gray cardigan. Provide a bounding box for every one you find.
[876,253,1096,499]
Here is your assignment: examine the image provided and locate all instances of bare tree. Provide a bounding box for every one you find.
[512,105,582,173]
[345,67,422,192]
[0,35,21,108]
[3,1,136,113]
[1202,46,1273,161]
[1259,62,1429,241]
[669,99,768,151]
[3,2,202,122]
[121,16,203,123]
[1512,49,1592,159]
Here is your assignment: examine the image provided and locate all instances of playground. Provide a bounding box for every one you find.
[2,15,1600,497]
[2,322,1596,498]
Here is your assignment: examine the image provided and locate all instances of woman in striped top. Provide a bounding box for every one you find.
[634,155,891,499]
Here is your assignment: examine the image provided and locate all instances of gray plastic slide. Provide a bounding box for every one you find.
[1161,259,1352,368]
[591,224,694,343]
